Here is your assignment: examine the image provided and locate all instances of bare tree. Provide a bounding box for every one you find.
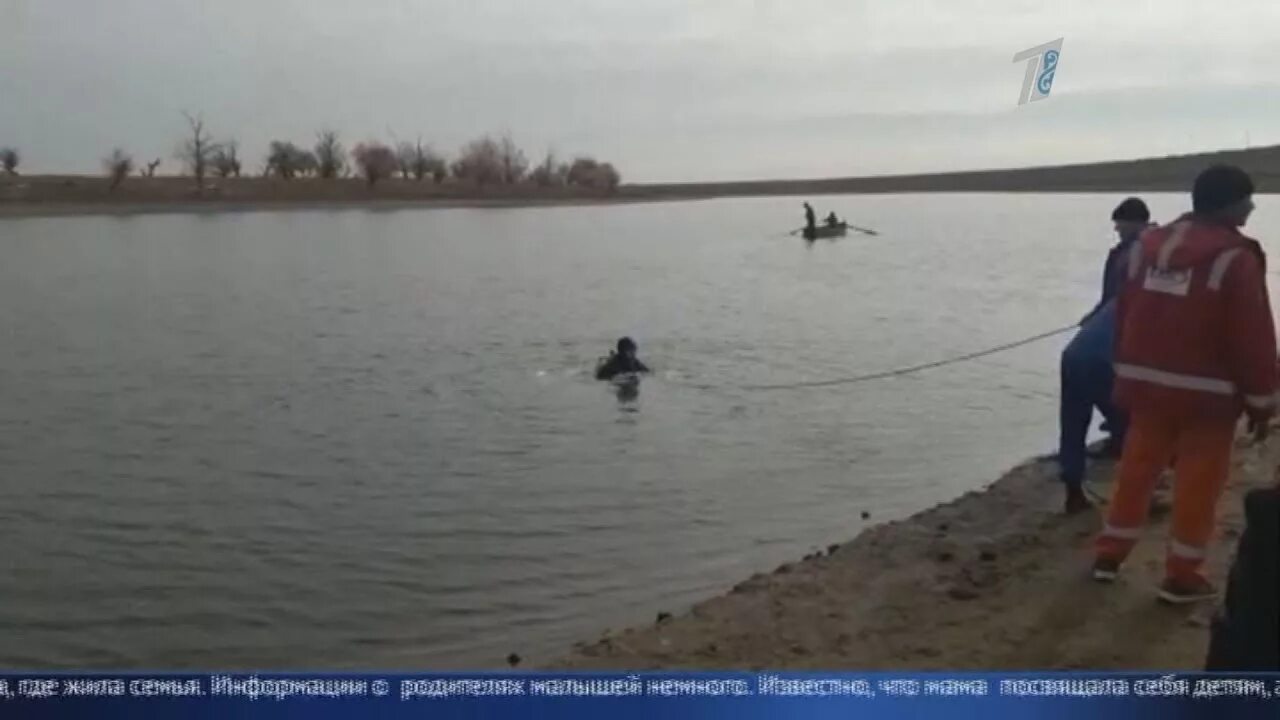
[351,142,397,187]
[566,156,599,186]
[530,151,566,187]
[175,112,217,190]
[429,157,448,183]
[212,142,241,178]
[421,143,447,183]
[142,159,161,177]
[314,130,346,179]
[296,150,319,178]
[102,148,134,191]
[496,135,528,184]
[395,142,416,180]
[408,143,428,182]
[265,141,310,179]
[597,162,621,191]
[402,140,446,182]
[564,156,621,191]
[451,135,503,186]
[0,147,19,175]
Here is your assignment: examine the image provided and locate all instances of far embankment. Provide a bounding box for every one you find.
[3,144,1279,217]
[629,143,1280,199]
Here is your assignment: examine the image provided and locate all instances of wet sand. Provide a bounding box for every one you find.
[551,432,1276,670]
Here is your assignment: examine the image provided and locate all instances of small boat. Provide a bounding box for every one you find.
[803,222,848,240]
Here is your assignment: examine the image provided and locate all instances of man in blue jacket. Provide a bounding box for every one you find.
[1058,198,1152,514]
[1079,197,1152,325]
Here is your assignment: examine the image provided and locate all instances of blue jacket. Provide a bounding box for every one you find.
[1064,298,1116,365]
[1082,231,1145,323]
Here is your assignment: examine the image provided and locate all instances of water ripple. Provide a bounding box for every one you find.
[0,193,1221,667]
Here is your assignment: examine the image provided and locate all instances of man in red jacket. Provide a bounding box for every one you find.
[1093,165,1277,604]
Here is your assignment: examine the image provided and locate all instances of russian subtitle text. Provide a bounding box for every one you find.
[0,673,1276,705]
[1000,679,1130,697]
[400,678,525,700]
[757,675,875,698]
[209,676,367,701]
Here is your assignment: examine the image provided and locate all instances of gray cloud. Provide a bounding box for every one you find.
[3,0,1279,180]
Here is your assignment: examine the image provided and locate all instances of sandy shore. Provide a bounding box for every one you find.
[551,432,1277,670]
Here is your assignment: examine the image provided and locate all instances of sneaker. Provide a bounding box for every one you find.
[1064,488,1093,515]
[1158,576,1217,605]
[1092,558,1120,583]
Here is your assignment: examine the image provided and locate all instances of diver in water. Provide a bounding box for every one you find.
[595,337,650,381]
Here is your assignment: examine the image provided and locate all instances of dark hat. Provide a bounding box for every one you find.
[1193,165,1254,213]
[1111,197,1150,222]
[616,336,636,353]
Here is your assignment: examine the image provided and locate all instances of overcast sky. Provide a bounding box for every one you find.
[4,0,1280,182]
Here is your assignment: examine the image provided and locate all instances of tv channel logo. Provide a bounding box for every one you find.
[1013,38,1063,105]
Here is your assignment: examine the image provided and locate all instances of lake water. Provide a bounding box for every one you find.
[3,194,1277,669]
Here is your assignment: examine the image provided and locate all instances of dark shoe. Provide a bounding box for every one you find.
[1158,576,1217,605]
[1065,488,1093,515]
[1087,438,1124,459]
[1092,558,1120,583]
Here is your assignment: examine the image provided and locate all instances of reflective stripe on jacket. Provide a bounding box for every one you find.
[1113,214,1278,421]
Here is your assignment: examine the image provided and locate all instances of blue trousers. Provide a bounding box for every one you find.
[1058,352,1126,490]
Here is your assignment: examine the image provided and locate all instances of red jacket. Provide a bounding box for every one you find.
[1113,213,1278,422]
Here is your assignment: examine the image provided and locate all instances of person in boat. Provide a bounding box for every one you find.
[825,211,841,227]
[803,202,817,236]
[595,337,650,381]
[1056,197,1152,514]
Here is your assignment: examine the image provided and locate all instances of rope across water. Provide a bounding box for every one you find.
[677,323,1078,392]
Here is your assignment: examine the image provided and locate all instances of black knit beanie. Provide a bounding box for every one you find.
[1111,197,1150,222]
[1193,165,1254,213]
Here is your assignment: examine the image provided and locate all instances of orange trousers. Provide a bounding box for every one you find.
[1094,408,1236,582]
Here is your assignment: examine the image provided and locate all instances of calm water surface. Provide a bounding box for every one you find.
[3,194,1277,668]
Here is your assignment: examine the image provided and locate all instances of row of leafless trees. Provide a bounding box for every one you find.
[13,113,620,193]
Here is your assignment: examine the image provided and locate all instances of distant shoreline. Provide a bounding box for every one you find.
[4,143,1278,218]
[0,195,684,219]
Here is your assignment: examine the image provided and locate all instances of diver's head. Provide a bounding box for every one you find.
[1193,165,1255,227]
[616,336,637,358]
[1110,197,1150,240]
